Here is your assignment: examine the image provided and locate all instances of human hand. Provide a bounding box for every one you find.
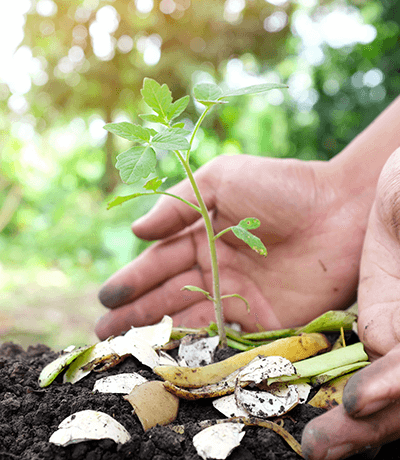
[95,154,367,339]
[302,148,400,459]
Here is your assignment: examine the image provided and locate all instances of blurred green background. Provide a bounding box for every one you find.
[0,0,399,350]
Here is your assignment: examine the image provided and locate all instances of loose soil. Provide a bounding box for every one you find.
[0,341,398,460]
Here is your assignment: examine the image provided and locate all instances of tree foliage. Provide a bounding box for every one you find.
[0,0,399,290]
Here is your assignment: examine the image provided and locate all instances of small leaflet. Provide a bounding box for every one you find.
[177,335,220,367]
[193,423,245,460]
[49,410,131,446]
[93,373,148,394]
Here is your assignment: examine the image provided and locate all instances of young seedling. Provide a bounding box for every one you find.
[104,78,287,346]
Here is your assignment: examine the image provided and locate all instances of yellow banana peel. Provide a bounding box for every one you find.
[308,372,354,410]
[154,332,330,388]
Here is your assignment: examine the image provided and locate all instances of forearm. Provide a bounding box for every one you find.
[329,96,400,205]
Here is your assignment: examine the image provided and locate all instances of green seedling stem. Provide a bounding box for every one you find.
[104,78,287,347]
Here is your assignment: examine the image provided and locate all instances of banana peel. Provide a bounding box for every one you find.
[154,333,330,388]
[308,372,355,410]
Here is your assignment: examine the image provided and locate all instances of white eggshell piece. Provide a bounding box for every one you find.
[235,383,299,418]
[110,335,159,369]
[296,382,312,404]
[237,356,296,384]
[124,315,173,347]
[212,394,249,418]
[193,423,245,460]
[177,335,220,367]
[64,335,160,384]
[49,410,131,446]
[93,373,147,394]
[157,350,179,366]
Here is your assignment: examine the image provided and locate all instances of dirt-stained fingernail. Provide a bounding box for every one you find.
[342,371,363,415]
[98,285,135,308]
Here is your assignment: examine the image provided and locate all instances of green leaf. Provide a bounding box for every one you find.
[231,218,267,256]
[296,310,357,334]
[168,95,190,120]
[107,192,156,210]
[141,78,172,120]
[181,285,213,301]
[151,128,190,151]
[193,82,226,105]
[236,217,261,230]
[143,176,165,191]
[222,83,288,98]
[172,122,185,128]
[104,122,151,142]
[115,145,156,184]
[139,113,167,125]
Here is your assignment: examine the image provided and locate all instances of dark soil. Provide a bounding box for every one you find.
[0,341,398,460]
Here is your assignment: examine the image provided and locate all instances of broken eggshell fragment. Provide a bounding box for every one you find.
[64,334,159,384]
[237,355,296,384]
[124,315,173,347]
[123,380,179,431]
[235,382,299,418]
[193,422,245,460]
[93,373,147,394]
[177,335,220,367]
[49,410,131,446]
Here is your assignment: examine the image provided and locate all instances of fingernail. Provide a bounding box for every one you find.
[98,285,135,308]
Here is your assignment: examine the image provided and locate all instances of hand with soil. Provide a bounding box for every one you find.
[96,97,400,341]
[302,146,400,460]
[95,153,360,339]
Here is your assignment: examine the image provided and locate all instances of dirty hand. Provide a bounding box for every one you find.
[95,154,367,339]
[302,147,400,460]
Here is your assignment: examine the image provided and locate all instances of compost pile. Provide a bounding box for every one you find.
[0,339,398,460]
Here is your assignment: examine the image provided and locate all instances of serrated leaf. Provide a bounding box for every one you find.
[107,192,156,210]
[104,122,151,142]
[139,113,167,124]
[151,128,190,151]
[231,222,267,256]
[168,95,190,120]
[193,82,225,105]
[115,145,156,184]
[141,78,172,120]
[222,83,288,98]
[144,176,165,191]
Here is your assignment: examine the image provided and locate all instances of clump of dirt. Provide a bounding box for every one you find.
[0,342,397,460]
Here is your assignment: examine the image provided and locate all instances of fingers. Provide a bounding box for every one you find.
[301,403,396,460]
[302,347,400,460]
[342,344,400,418]
[98,226,201,309]
[358,147,400,357]
[95,267,208,339]
[131,157,224,241]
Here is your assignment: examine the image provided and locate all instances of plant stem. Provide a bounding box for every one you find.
[174,148,227,346]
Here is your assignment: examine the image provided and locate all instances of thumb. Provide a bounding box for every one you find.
[131,158,222,240]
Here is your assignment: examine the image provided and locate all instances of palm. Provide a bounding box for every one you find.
[96,155,365,339]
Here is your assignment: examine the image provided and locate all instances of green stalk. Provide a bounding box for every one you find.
[174,147,227,347]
